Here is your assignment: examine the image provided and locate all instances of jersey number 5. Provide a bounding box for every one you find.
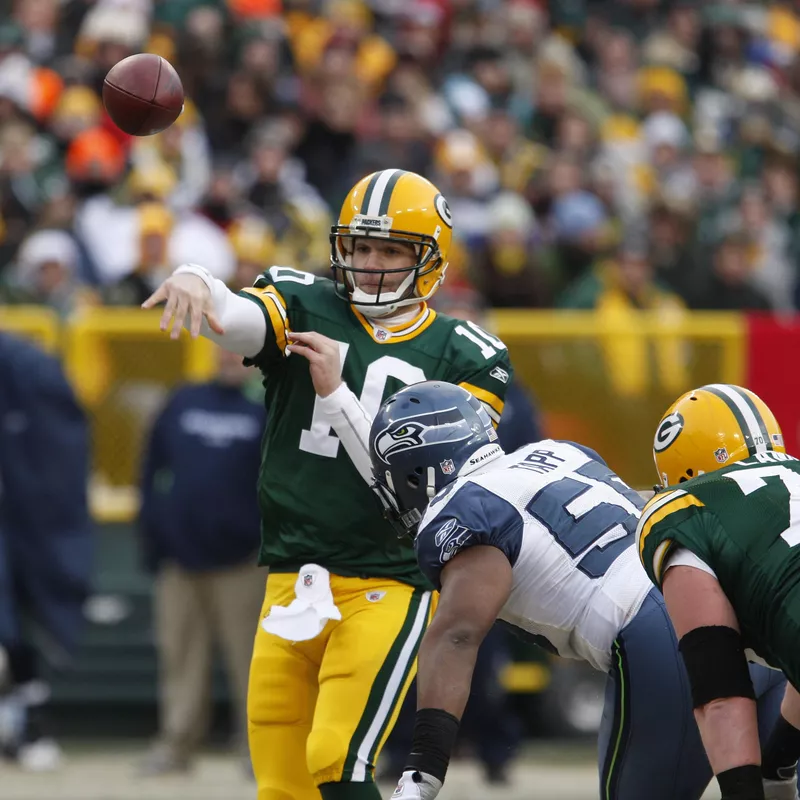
[299,346,426,458]
[527,461,642,578]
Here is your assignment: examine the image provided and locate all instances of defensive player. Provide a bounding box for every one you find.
[343,380,787,800]
[639,385,800,800]
[142,170,512,800]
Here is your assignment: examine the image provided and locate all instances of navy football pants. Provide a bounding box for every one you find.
[598,589,785,800]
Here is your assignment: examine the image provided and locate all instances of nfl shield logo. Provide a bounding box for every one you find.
[302,573,314,587]
[375,328,389,341]
[714,447,729,464]
[440,459,455,475]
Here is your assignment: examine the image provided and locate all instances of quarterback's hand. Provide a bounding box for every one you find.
[142,269,224,340]
[286,331,342,397]
[389,770,443,800]
[763,775,798,800]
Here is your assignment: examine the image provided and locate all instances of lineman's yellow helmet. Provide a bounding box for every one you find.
[330,169,452,316]
[653,383,786,487]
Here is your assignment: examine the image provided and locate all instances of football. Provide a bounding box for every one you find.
[102,53,184,136]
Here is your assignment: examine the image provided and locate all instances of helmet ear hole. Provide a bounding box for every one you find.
[407,474,420,488]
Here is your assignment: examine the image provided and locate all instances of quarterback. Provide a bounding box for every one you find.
[639,385,800,800]
[332,380,787,800]
[142,170,512,800]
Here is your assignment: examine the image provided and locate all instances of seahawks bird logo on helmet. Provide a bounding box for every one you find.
[373,407,473,465]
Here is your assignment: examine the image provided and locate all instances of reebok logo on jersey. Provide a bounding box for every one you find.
[490,366,509,384]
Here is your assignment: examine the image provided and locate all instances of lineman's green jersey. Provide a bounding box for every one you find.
[238,267,513,588]
[637,451,800,686]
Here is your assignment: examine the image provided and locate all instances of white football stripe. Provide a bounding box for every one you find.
[481,401,501,424]
[366,169,400,216]
[635,489,687,544]
[707,384,766,452]
[351,591,431,781]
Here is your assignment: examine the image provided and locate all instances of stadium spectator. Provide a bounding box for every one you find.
[0,332,93,772]
[8,0,800,789]
[137,347,265,776]
[0,0,799,314]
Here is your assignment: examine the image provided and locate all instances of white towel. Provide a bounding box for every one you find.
[261,564,342,642]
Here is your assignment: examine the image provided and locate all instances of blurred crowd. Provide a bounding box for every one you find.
[2,0,800,318]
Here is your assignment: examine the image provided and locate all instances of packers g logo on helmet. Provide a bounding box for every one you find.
[434,193,453,228]
[653,412,684,453]
[652,384,786,487]
[330,169,452,316]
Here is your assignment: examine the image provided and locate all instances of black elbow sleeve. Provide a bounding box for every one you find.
[678,626,755,709]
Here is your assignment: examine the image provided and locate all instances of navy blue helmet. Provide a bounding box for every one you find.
[369,381,504,537]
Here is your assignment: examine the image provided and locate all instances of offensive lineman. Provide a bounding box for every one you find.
[332,379,788,800]
[142,170,512,800]
[639,385,800,800]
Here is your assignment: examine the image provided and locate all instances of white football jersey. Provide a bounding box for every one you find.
[416,440,653,672]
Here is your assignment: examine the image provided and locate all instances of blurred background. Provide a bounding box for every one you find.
[1,0,800,796]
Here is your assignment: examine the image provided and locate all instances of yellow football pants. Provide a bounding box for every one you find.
[247,572,435,800]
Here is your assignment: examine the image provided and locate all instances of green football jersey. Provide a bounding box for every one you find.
[637,451,800,685]
[237,266,513,588]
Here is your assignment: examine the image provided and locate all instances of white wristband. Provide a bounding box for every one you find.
[174,263,215,294]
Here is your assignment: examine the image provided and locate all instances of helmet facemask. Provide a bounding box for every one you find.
[330,225,445,318]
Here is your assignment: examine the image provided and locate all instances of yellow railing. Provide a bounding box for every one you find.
[1,306,746,522]
[0,305,61,352]
[490,308,744,487]
[0,306,217,523]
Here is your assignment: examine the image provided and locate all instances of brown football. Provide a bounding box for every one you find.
[102,54,184,136]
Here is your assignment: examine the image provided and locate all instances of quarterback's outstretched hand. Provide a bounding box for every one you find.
[287,331,342,397]
[142,270,224,340]
[389,770,443,800]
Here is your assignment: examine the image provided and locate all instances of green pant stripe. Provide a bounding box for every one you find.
[342,589,431,783]
[365,596,430,769]
[603,639,628,800]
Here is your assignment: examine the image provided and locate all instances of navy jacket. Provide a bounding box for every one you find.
[496,379,544,453]
[139,382,265,571]
[0,333,93,652]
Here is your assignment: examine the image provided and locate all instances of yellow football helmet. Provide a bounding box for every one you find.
[652,383,786,487]
[330,169,452,316]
